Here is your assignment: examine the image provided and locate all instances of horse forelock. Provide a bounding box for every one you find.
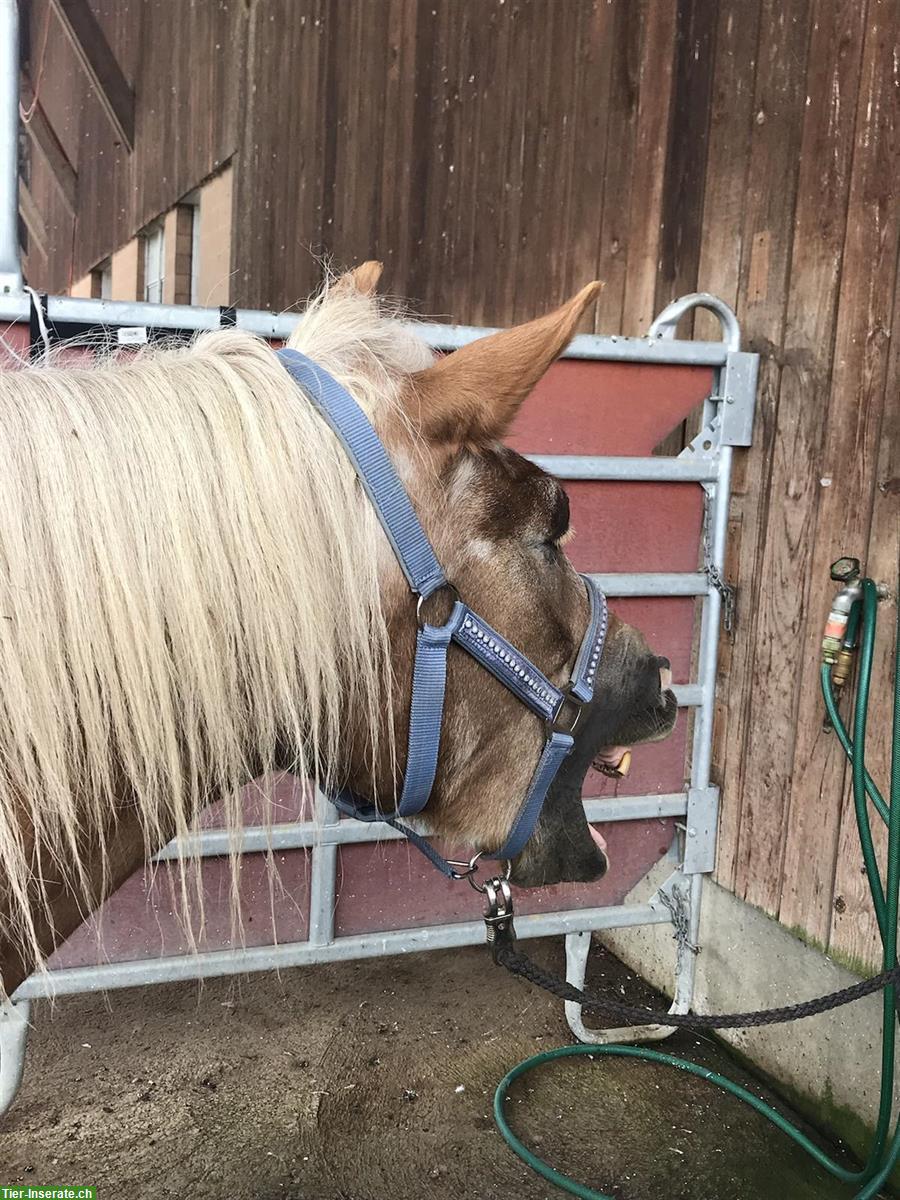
[0,280,433,988]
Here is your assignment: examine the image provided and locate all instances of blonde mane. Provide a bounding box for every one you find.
[0,280,435,979]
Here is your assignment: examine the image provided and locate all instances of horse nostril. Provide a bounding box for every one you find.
[659,660,673,693]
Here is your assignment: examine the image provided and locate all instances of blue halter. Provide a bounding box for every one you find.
[277,349,608,876]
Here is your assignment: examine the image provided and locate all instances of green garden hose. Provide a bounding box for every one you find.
[495,572,900,1199]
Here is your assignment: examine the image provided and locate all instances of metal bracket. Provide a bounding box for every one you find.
[0,268,20,298]
[648,868,689,917]
[679,413,721,462]
[717,351,759,447]
[681,786,720,874]
[669,350,757,453]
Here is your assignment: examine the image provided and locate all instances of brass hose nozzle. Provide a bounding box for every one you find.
[831,646,856,692]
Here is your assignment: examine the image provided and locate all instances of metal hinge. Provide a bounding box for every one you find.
[717,352,759,447]
[680,786,720,874]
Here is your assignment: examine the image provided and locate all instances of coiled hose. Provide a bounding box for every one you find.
[495,574,900,1199]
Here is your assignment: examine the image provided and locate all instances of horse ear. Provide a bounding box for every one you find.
[408,281,602,444]
[334,260,383,297]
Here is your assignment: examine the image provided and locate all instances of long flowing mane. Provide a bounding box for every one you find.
[0,281,435,977]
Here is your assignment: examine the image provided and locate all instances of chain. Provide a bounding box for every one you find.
[701,489,736,634]
[655,882,698,977]
[708,563,736,634]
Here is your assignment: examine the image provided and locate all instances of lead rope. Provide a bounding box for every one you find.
[489,937,900,1029]
[481,857,900,1029]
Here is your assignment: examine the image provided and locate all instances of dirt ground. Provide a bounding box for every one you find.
[0,940,869,1200]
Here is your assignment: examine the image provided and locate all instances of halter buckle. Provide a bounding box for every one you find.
[547,686,583,736]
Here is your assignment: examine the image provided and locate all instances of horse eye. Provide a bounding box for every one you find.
[546,489,571,544]
[537,537,563,563]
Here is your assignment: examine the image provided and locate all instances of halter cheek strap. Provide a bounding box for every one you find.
[276,348,608,871]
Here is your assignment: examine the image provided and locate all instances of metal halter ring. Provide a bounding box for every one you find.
[446,850,484,884]
[416,581,461,630]
[471,859,513,893]
[446,851,512,892]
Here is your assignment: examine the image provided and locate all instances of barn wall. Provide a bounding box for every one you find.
[19,0,900,970]
[20,0,243,290]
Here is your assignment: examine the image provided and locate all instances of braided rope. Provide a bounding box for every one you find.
[496,945,900,1029]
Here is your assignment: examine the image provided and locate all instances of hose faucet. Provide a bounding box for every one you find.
[822,557,891,723]
[823,557,862,693]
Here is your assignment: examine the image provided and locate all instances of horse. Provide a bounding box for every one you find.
[0,262,677,999]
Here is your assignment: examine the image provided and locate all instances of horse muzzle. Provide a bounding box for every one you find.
[508,653,675,888]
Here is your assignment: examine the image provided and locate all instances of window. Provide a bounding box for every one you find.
[143,223,165,304]
[90,259,112,300]
[190,201,200,305]
[179,189,201,306]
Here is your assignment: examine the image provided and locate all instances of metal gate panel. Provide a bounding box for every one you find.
[38,353,700,955]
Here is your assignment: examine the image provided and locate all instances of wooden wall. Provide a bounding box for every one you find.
[707,0,898,975]
[21,0,243,287]
[21,0,900,970]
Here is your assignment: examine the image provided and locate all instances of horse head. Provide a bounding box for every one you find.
[319,263,677,889]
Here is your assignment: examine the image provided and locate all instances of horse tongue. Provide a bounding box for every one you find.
[588,823,608,853]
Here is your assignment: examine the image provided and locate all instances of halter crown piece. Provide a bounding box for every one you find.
[277,349,609,878]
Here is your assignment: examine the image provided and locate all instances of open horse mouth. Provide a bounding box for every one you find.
[510,656,677,888]
[590,664,673,790]
[584,749,634,856]
[584,751,631,856]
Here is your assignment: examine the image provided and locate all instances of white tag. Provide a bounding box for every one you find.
[117,326,148,345]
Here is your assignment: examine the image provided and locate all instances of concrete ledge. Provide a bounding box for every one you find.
[600,861,900,1178]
